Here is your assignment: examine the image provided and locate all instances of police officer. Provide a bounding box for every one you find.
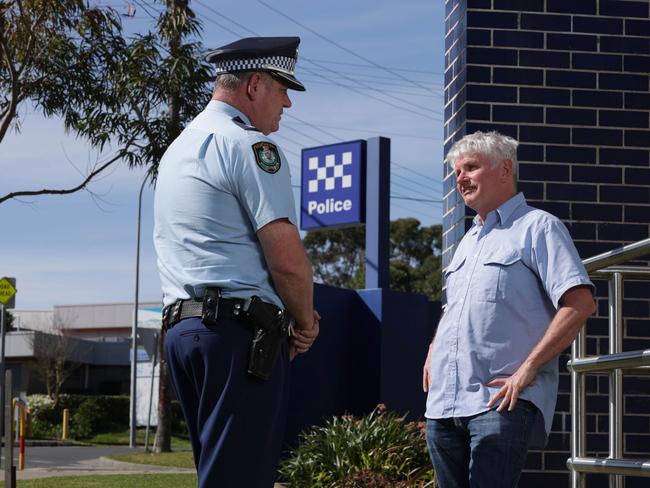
[153,37,319,488]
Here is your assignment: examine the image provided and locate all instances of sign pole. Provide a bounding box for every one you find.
[0,303,5,443]
[365,137,391,289]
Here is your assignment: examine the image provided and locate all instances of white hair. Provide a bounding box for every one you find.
[445,131,519,178]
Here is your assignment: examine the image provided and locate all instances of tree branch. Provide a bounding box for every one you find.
[0,145,133,204]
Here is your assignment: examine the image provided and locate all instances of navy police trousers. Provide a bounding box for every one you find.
[165,316,290,488]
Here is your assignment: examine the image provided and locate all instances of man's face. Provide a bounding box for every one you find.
[454,152,511,219]
[250,74,292,135]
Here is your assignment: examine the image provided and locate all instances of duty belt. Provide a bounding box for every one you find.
[161,293,292,336]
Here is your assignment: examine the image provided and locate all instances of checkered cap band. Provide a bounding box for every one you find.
[215,55,296,75]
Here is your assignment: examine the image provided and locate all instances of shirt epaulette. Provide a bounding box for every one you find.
[231,116,261,132]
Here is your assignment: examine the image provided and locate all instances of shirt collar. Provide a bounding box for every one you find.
[206,100,253,126]
[471,192,526,231]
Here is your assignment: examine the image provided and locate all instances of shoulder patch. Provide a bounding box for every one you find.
[252,142,281,174]
[232,116,260,132]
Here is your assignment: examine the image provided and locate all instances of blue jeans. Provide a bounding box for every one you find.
[426,401,537,488]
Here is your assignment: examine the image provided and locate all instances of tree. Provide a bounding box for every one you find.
[303,218,443,301]
[0,0,213,204]
[28,312,81,407]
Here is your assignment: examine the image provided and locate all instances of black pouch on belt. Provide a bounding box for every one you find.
[244,296,289,380]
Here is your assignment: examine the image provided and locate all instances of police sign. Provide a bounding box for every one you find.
[300,140,366,230]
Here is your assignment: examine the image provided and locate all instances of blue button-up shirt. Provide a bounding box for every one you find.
[425,193,593,446]
[154,101,296,308]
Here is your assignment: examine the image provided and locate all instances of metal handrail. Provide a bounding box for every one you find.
[568,237,650,487]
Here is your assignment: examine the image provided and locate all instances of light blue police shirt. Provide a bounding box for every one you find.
[425,192,593,446]
[153,101,297,308]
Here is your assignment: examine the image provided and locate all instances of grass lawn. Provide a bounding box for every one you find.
[86,430,192,449]
[0,474,197,488]
[109,450,195,469]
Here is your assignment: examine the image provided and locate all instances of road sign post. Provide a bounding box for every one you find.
[0,277,15,447]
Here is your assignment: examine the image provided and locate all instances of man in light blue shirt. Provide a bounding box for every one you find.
[154,37,319,488]
[423,131,595,488]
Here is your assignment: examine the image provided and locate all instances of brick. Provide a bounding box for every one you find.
[524,451,542,470]
[572,53,622,71]
[547,70,596,89]
[600,0,649,18]
[467,11,518,29]
[534,201,570,219]
[521,13,571,32]
[624,337,650,350]
[548,183,597,201]
[586,317,609,335]
[626,396,650,414]
[494,0,544,11]
[518,144,543,162]
[601,185,650,204]
[465,122,518,139]
[624,415,650,433]
[520,87,571,105]
[573,128,622,146]
[572,165,622,183]
[573,89,622,108]
[601,36,650,55]
[626,168,650,185]
[520,125,570,144]
[600,147,649,166]
[467,0,491,7]
[575,240,623,258]
[466,47,518,66]
[466,102,491,120]
[571,202,623,222]
[624,55,650,74]
[547,0,596,14]
[625,205,650,223]
[547,33,598,52]
[566,221,596,239]
[626,130,650,148]
[494,67,544,85]
[466,66,491,83]
[598,73,648,91]
[519,181,544,199]
[625,300,650,318]
[467,29,491,47]
[547,146,597,164]
[628,319,650,335]
[519,162,569,181]
[519,473,569,487]
[520,50,570,69]
[547,107,597,126]
[624,280,650,299]
[599,223,649,241]
[573,15,623,35]
[494,30,544,49]
[626,19,650,37]
[467,84,517,102]
[600,110,649,129]
[625,92,650,110]
[627,435,650,454]
[493,105,543,123]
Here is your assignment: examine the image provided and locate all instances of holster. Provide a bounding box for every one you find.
[243,296,291,381]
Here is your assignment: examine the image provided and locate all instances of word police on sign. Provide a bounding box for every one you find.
[300,140,366,230]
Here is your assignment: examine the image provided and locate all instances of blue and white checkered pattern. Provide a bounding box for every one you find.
[215,55,296,75]
[307,151,353,193]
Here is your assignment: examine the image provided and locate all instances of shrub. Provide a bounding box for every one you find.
[279,405,435,488]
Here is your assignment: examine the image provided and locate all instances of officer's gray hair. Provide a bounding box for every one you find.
[445,131,519,179]
[214,71,274,92]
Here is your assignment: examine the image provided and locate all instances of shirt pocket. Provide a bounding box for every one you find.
[481,249,524,303]
[444,256,466,302]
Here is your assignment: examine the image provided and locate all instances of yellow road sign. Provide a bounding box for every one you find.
[0,277,16,307]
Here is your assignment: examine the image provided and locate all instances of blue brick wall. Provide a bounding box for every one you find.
[443,0,650,485]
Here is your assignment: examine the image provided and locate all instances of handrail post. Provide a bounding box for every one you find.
[571,328,587,488]
[609,273,624,488]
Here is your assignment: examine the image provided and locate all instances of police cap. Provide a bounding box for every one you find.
[206,37,305,92]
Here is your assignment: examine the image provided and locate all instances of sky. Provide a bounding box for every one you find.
[0,0,446,310]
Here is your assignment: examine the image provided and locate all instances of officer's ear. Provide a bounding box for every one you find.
[246,72,264,101]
